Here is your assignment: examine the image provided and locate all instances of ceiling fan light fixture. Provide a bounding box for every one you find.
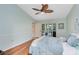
[32,4,53,15]
[41,12,44,14]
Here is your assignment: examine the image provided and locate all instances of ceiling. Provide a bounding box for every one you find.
[18,4,74,21]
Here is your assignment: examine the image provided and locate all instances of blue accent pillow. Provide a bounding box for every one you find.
[67,34,79,47]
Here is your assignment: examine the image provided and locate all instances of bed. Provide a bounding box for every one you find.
[29,33,79,55]
[62,42,78,55]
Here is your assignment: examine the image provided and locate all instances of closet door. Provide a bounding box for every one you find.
[34,23,41,37]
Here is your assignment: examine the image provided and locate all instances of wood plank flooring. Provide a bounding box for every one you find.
[4,37,38,55]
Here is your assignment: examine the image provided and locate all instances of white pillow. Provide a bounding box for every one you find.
[59,37,67,42]
[70,33,79,38]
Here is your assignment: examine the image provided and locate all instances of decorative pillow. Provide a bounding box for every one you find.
[67,33,79,47]
[59,37,67,42]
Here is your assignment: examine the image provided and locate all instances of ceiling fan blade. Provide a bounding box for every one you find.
[35,12,41,15]
[41,4,44,6]
[32,8,40,11]
[45,10,54,13]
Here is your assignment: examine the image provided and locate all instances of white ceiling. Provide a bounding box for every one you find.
[18,4,74,21]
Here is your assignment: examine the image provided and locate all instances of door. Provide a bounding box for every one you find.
[41,23,56,37]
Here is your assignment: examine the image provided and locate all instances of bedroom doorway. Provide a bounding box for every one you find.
[41,23,56,37]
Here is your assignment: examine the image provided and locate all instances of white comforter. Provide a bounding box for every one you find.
[29,36,79,55]
[29,36,63,55]
[62,42,76,55]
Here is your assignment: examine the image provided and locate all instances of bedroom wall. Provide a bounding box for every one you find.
[0,5,33,50]
[35,18,67,37]
[67,4,79,35]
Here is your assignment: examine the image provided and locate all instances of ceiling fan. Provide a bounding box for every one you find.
[32,4,54,15]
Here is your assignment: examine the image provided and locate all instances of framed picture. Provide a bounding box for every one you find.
[58,23,64,29]
[75,18,79,32]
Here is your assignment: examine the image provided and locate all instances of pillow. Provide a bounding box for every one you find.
[75,39,79,46]
[59,37,67,42]
[67,34,79,47]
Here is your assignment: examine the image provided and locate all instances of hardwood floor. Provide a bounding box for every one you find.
[4,37,38,55]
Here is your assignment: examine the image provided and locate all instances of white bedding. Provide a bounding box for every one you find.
[62,42,76,55]
[30,36,63,55]
[30,36,79,55]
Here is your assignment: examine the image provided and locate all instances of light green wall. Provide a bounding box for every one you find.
[67,4,79,35]
[0,5,33,50]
